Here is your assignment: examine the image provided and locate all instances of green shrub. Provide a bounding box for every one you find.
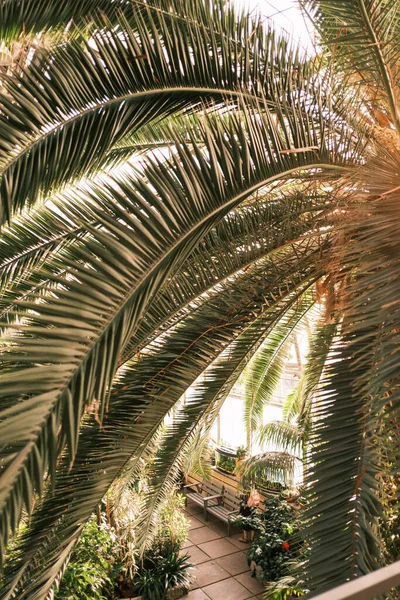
[54,517,119,600]
[157,491,190,549]
[135,542,192,600]
[247,496,301,583]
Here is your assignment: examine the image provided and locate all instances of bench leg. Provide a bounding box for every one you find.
[204,505,208,520]
[227,520,231,536]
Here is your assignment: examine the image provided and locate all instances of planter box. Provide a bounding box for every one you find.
[126,587,188,600]
[215,446,245,475]
[166,584,189,599]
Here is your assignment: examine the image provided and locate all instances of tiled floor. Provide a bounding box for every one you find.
[182,501,265,600]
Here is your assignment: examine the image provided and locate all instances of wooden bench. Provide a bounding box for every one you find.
[204,487,241,536]
[182,480,224,518]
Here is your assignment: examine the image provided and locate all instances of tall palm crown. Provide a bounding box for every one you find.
[0,0,399,598]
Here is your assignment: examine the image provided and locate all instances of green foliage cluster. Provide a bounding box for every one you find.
[55,492,191,600]
[54,517,118,600]
[134,542,192,600]
[247,497,301,584]
[157,493,190,549]
[216,456,236,474]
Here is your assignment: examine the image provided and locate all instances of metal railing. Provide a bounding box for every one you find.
[312,561,400,600]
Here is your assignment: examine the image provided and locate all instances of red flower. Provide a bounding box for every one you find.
[282,542,290,550]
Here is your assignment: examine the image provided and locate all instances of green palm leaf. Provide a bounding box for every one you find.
[239,451,301,487]
[0,0,315,223]
[0,89,356,561]
[134,289,316,553]
[301,0,400,133]
[1,242,319,597]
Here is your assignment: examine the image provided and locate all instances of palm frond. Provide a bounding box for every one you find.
[242,310,309,451]
[182,428,213,481]
[0,0,132,41]
[283,320,337,429]
[0,239,320,597]
[301,0,400,133]
[257,421,304,456]
[239,451,301,487]
[0,87,357,561]
[135,289,317,553]
[303,334,383,593]
[0,0,322,223]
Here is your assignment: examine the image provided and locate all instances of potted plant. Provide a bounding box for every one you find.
[215,444,237,474]
[235,445,248,470]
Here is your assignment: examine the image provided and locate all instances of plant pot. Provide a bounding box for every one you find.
[255,564,264,582]
[166,584,189,599]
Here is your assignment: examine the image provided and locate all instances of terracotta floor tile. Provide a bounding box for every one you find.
[194,511,209,525]
[215,551,249,576]
[229,533,252,549]
[185,590,211,600]
[206,518,240,537]
[202,578,253,600]
[189,526,221,545]
[191,560,231,587]
[235,571,265,595]
[186,502,205,516]
[188,515,205,530]
[182,537,195,549]
[184,545,211,565]
[198,538,238,559]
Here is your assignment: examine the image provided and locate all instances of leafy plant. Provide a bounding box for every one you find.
[236,445,248,460]
[136,542,193,600]
[133,569,165,600]
[247,497,301,583]
[157,491,190,550]
[54,517,119,600]
[264,576,306,600]
[217,456,236,474]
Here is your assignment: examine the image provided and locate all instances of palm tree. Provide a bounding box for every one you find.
[0,0,398,598]
[238,319,337,489]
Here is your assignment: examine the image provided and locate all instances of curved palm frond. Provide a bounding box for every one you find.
[283,321,337,428]
[0,0,133,41]
[134,289,316,553]
[0,85,358,561]
[301,0,400,134]
[0,241,320,598]
[303,335,383,593]
[242,313,305,451]
[257,421,304,456]
[0,0,320,224]
[304,151,400,592]
[182,427,213,482]
[239,451,302,487]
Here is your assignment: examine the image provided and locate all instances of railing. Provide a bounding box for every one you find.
[312,560,400,600]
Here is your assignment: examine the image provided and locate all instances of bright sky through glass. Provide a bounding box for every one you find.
[237,0,315,54]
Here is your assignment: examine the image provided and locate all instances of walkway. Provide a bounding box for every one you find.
[183,499,265,600]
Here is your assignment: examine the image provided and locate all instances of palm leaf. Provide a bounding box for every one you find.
[242,312,308,451]
[0,89,357,561]
[257,421,304,456]
[0,0,318,223]
[239,451,301,487]
[0,241,319,597]
[301,0,400,133]
[283,320,337,431]
[134,289,316,553]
